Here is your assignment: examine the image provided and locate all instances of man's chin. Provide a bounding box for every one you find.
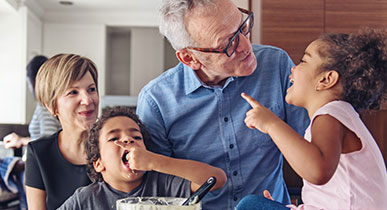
[238,65,257,77]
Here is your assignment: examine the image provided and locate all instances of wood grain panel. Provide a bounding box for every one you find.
[263,28,321,63]
[326,0,387,33]
[261,0,324,62]
[361,111,387,165]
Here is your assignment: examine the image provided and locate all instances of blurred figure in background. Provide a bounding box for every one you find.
[0,55,61,210]
[3,55,61,149]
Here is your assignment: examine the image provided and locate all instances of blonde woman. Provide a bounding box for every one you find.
[25,54,99,210]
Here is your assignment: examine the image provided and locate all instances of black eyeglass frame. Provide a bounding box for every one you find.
[186,7,254,57]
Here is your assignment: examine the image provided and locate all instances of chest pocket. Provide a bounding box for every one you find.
[253,104,284,147]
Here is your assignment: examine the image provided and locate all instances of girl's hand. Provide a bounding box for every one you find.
[241,92,281,134]
[114,141,156,171]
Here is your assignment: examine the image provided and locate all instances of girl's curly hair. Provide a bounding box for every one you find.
[85,106,150,182]
[317,28,387,111]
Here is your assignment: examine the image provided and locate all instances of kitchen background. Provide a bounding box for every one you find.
[0,0,386,204]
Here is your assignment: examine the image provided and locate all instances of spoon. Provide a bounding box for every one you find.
[181,176,216,206]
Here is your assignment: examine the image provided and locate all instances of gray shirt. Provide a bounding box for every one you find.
[29,103,61,141]
[57,171,191,210]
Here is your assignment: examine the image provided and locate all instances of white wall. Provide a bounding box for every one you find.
[0,7,27,124]
[25,9,43,122]
[43,23,106,97]
[232,0,249,9]
[130,27,164,96]
[105,29,131,95]
[44,11,159,27]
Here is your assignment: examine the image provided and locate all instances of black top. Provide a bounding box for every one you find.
[25,131,91,210]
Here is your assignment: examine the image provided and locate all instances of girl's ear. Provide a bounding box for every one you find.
[93,158,105,173]
[315,70,340,91]
[176,49,202,70]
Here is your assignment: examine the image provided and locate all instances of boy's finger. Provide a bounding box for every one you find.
[114,141,135,149]
[241,92,260,108]
[114,141,126,149]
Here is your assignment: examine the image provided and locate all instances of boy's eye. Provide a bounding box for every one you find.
[133,136,143,140]
[299,59,306,64]
[108,137,119,142]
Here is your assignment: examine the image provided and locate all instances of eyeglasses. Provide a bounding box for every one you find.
[186,8,254,57]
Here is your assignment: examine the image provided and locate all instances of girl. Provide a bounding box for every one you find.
[238,29,387,209]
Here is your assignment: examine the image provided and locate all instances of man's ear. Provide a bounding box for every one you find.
[315,70,340,91]
[93,158,105,173]
[176,49,202,70]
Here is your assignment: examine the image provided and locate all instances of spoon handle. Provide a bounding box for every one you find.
[181,176,216,206]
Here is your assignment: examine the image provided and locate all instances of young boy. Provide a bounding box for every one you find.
[57,106,227,210]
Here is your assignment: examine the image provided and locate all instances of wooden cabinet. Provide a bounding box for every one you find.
[262,0,387,62]
[261,0,387,192]
[361,111,387,165]
[261,0,324,62]
[325,0,387,33]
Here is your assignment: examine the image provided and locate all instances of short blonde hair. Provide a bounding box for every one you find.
[35,54,98,114]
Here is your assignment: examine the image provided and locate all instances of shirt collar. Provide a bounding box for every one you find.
[183,64,203,95]
[183,64,236,95]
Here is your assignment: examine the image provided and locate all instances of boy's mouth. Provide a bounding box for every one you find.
[122,150,129,165]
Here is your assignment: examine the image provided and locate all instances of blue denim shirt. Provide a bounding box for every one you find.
[136,44,309,210]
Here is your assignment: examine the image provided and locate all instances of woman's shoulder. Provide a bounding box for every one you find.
[28,131,59,150]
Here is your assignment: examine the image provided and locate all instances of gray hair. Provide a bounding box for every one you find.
[159,0,217,50]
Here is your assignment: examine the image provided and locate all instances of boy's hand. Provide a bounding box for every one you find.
[114,141,156,172]
[241,92,281,134]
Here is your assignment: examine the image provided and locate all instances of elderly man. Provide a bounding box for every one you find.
[136,0,309,209]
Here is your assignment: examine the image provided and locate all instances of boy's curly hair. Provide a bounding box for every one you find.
[317,28,387,111]
[85,106,150,182]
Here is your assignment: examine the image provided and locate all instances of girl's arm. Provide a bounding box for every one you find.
[115,141,227,192]
[26,186,47,210]
[242,93,344,185]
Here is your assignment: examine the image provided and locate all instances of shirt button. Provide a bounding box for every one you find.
[229,144,234,149]
[233,171,238,176]
[233,196,238,201]
[224,117,228,122]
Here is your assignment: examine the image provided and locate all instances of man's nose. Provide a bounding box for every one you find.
[236,33,251,53]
